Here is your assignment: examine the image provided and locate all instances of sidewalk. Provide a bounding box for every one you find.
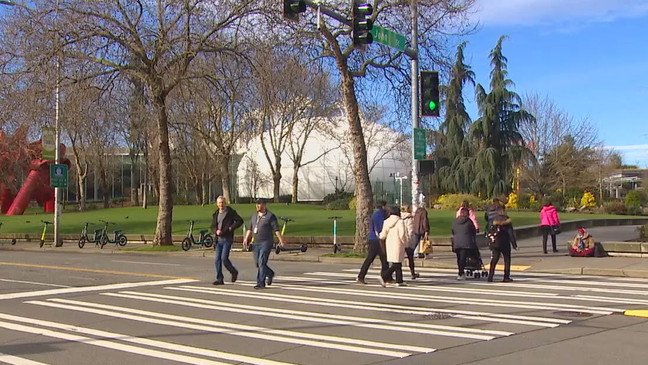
[2,226,648,278]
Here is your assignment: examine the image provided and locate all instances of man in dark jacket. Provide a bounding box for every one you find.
[452,208,477,280]
[484,198,502,229]
[211,196,244,285]
[356,200,389,284]
[487,208,518,283]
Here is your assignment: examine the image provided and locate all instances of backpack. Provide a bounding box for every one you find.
[486,225,502,250]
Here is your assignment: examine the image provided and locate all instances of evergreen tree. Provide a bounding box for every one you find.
[437,42,475,193]
[469,36,534,198]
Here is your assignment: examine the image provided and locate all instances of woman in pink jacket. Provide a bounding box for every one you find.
[539,199,560,254]
[456,200,479,233]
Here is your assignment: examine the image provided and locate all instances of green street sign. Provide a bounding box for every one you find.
[50,164,68,188]
[370,25,406,51]
[414,128,426,160]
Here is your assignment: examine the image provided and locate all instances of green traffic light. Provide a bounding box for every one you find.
[428,100,437,111]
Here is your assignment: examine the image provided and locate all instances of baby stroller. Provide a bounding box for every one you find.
[464,248,488,279]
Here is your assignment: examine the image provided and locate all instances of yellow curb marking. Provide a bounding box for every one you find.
[483,264,531,271]
[0,262,194,280]
[624,310,648,318]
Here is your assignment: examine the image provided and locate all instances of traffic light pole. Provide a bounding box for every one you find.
[410,0,421,211]
[296,0,421,208]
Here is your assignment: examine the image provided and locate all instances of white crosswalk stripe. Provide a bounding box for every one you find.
[2,268,648,364]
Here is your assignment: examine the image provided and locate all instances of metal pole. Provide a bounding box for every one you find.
[410,0,420,211]
[54,0,62,247]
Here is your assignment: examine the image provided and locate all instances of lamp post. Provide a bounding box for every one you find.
[391,172,408,207]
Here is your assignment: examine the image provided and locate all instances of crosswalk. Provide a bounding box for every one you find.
[1,267,648,364]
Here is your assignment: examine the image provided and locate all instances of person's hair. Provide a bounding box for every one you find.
[216,196,226,203]
[376,200,387,208]
[492,198,500,204]
[459,207,469,217]
[542,198,552,206]
[403,205,412,213]
[388,205,401,217]
[461,200,470,209]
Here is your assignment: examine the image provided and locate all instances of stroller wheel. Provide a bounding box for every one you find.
[475,273,481,279]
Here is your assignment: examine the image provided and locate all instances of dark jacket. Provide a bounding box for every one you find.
[413,208,430,235]
[451,216,477,251]
[491,216,517,251]
[484,204,501,229]
[211,207,244,241]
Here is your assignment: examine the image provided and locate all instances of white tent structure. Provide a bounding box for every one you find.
[236,115,411,202]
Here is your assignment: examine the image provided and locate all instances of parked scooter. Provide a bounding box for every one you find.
[0,222,16,245]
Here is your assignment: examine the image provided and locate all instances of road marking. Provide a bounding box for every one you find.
[0,317,229,365]
[0,262,193,279]
[0,311,293,365]
[29,299,423,358]
[0,352,49,365]
[0,279,70,288]
[105,290,505,340]
[624,310,648,318]
[304,272,560,299]
[0,278,197,300]
[472,281,648,296]
[170,285,567,327]
[484,264,531,271]
[112,260,181,266]
[257,280,621,315]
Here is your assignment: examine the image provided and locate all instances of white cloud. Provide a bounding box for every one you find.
[474,0,648,27]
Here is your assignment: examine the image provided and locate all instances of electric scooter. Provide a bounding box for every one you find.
[274,217,306,254]
[329,216,343,253]
[181,220,214,251]
[78,222,103,248]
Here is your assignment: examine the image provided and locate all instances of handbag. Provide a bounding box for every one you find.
[419,237,431,254]
[551,225,561,235]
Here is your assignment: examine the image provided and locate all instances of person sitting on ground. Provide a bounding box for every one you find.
[569,228,595,257]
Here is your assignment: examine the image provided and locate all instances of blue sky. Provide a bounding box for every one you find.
[463,0,648,167]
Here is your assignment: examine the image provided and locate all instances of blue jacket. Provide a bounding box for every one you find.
[368,209,387,240]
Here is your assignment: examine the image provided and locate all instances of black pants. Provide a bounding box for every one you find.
[404,247,417,277]
[382,263,403,283]
[541,225,557,253]
[456,248,469,276]
[488,248,511,280]
[358,239,389,280]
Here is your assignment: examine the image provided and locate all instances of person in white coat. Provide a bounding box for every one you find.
[379,206,408,287]
[401,205,419,279]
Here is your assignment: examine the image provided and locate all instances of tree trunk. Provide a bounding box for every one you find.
[292,164,299,204]
[273,156,282,202]
[130,151,139,206]
[338,66,372,254]
[220,156,231,203]
[77,175,86,211]
[152,93,174,246]
[100,165,109,209]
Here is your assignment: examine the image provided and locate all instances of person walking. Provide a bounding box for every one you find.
[484,198,502,230]
[241,198,286,289]
[452,207,478,280]
[487,208,518,282]
[379,206,408,287]
[456,200,479,233]
[211,196,244,285]
[412,201,430,258]
[356,200,390,284]
[539,199,560,254]
[401,205,419,280]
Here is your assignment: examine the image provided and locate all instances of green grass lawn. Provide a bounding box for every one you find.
[0,203,637,236]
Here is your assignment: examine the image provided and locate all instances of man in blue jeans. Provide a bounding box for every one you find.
[211,196,244,285]
[241,198,286,289]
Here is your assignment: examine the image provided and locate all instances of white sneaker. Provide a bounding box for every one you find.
[457,274,466,281]
[378,276,386,288]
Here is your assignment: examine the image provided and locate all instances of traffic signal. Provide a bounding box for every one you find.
[352,0,373,50]
[420,70,440,117]
[283,0,306,22]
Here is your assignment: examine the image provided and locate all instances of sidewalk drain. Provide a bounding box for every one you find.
[553,311,593,318]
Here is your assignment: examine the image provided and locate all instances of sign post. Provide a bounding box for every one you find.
[50,164,68,188]
[413,128,426,160]
[42,127,56,161]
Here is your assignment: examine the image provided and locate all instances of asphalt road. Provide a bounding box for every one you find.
[1,250,648,365]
